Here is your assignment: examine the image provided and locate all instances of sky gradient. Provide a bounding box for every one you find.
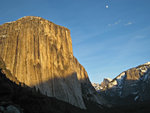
[0,0,150,83]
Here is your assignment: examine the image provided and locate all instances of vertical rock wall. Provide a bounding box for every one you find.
[0,16,101,108]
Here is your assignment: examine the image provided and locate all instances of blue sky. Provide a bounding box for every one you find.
[0,0,150,83]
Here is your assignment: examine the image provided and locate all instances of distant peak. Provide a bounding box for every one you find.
[104,78,112,82]
[144,62,150,65]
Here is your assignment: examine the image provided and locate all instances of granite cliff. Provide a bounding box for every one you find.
[0,16,101,109]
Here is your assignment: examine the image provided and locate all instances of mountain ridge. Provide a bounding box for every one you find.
[92,62,150,106]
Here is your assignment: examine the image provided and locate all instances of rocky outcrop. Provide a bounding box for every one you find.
[97,62,150,106]
[92,83,102,91]
[0,16,101,109]
[0,66,88,113]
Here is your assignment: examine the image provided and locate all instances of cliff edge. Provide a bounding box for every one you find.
[0,16,101,109]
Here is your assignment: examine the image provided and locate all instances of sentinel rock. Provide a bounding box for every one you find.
[0,16,101,108]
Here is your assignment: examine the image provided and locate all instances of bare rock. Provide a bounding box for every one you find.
[0,16,101,109]
[98,62,150,106]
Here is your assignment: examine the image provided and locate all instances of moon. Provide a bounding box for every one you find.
[106,5,109,8]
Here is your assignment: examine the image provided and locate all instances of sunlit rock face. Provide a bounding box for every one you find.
[0,16,101,109]
[92,83,103,91]
[96,62,150,106]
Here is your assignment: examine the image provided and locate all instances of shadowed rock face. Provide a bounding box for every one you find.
[0,16,101,109]
[94,62,150,106]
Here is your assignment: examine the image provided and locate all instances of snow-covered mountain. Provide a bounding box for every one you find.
[92,62,150,106]
[92,83,103,91]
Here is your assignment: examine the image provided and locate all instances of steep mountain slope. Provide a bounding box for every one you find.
[1,63,150,113]
[0,16,101,109]
[0,62,88,113]
[93,62,150,106]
